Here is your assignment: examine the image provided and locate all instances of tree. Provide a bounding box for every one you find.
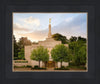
[69,41,86,65]
[13,35,19,58]
[30,46,49,68]
[18,37,32,49]
[78,36,86,42]
[52,33,68,44]
[77,46,86,65]
[18,48,25,60]
[13,36,32,60]
[69,36,77,42]
[51,44,68,67]
[41,49,49,67]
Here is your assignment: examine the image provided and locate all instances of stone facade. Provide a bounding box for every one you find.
[25,38,68,68]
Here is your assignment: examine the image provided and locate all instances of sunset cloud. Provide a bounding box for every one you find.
[13,23,30,33]
[23,16,40,26]
[19,30,48,42]
[13,16,41,34]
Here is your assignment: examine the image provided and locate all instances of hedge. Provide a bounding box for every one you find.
[15,60,28,63]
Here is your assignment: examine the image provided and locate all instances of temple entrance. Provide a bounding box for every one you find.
[46,61,55,68]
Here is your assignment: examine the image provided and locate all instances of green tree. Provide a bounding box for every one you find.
[18,48,25,60]
[74,45,86,65]
[51,44,68,67]
[78,36,86,42]
[13,36,33,60]
[30,46,49,68]
[52,33,68,44]
[13,35,19,59]
[69,36,77,42]
[69,41,86,65]
[18,37,32,49]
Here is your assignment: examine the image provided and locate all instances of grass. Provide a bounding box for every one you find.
[67,65,86,70]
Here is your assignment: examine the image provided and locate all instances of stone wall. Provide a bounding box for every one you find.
[30,60,44,67]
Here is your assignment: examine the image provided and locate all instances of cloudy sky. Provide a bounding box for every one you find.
[13,13,87,42]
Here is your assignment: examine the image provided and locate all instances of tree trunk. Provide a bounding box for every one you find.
[45,61,47,68]
[61,61,62,68]
[54,62,55,68]
[39,60,40,68]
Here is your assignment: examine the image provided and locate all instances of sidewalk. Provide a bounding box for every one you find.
[13,68,87,72]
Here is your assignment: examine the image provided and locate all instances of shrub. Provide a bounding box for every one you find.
[54,66,69,70]
[34,65,39,69]
[61,66,65,69]
[14,57,19,60]
[31,65,46,70]
[22,58,25,60]
[69,62,78,66]
[26,65,32,68]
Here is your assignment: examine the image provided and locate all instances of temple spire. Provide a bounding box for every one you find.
[48,18,52,38]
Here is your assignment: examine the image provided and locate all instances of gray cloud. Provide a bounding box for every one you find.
[52,14,87,38]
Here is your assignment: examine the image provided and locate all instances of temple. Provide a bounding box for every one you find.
[24,18,68,68]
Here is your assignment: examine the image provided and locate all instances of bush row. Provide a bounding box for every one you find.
[14,60,28,63]
[31,65,46,70]
[69,62,86,66]
[14,57,25,60]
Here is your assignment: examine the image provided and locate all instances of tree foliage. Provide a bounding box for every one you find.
[18,37,32,49]
[18,48,25,60]
[78,36,86,42]
[30,46,49,67]
[52,33,68,44]
[69,40,86,65]
[51,44,68,67]
[76,46,86,65]
[13,36,32,60]
[13,35,19,58]
[69,36,77,42]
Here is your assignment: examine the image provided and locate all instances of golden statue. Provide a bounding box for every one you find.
[49,18,51,24]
